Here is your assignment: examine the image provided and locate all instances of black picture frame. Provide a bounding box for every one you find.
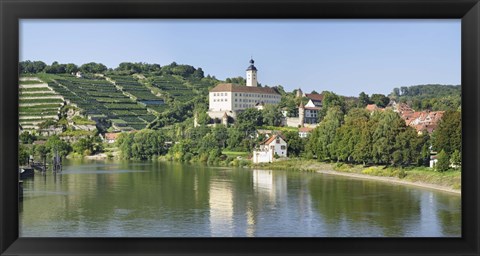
[1,0,479,255]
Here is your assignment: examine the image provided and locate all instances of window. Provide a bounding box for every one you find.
[235,99,237,102]
[281,145,286,150]
[276,139,280,143]
[235,93,237,96]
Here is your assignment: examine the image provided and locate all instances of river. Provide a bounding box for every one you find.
[19,159,461,237]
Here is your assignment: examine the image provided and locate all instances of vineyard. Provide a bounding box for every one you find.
[19,72,216,132]
[19,78,63,130]
[47,74,156,131]
[150,75,213,103]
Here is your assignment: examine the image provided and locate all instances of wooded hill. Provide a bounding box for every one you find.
[389,84,461,111]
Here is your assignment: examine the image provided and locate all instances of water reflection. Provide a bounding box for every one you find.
[20,160,461,237]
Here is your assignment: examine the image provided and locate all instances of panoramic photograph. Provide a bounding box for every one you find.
[18,19,461,237]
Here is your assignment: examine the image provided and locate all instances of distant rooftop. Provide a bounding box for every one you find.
[210,83,279,95]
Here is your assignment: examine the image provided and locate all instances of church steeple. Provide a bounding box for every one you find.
[246,58,258,87]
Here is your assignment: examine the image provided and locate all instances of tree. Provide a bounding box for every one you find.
[370,94,390,108]
[450,149,461,169]
[432,110,461,155]
[358,92,371,107]
[19,144,31,165]
[331,108,370,162]
[236,108,263,133]
[392,88,400,97]
[34,144,48,161]
[65,63,79,74]
[284,131,304,157]
[45,135,71,158]
[370,110,406,165]
[436,150,450,172]
[80,62,107,73]
[19,132,36,144]
[306,106,344,161]
[19,60,47,73]
[193,68,204,79]
[262,104,283,126]
[318,91,346,121]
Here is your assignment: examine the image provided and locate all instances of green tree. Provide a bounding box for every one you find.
[306,106,344,161]
[432,110,461,155]
[450,149,461,169]
[80,62,107,73]
[18,144,31,165]
[370,110,405,165]
[262,104,283,126]
[318,91,346,121]
[358,92,371,107]
[331,108,370,162]
[436,150,450,172]
[370,94,390,108]
[284,131,304,157]
[45,135,71,158]
[236,108,263,133]
[19,132,36,144]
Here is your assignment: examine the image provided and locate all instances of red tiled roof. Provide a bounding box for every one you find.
[105,133,120,140]
[260,134,286,145]
[298,127,313,133]
[209,83,279,94]
[366,104,379,111]
[305,93,324,101]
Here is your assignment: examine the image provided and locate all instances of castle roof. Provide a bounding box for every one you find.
[305,93,324,101]
[246,59,257,71]
[209,83,279,95]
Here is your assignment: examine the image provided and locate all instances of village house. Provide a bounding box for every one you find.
[366,102,444,134]
[298,127,314,138]
[365,104,384,112]
[102,132,121,144]
[253,134,288,163]
[207,59,281,120]
[303,93,323,124]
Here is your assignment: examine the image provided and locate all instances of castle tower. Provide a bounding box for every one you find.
[246,59,258,87]
[222,112,228,126]
[194,112,199,127]
[296,88,303,98]
[299,101,305,127]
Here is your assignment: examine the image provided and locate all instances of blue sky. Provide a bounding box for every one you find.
[20,19,460,96]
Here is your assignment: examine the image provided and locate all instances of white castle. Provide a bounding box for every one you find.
[207,59,281,120]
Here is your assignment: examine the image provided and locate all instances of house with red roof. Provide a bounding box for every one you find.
[103,132,121,144]
[253,134,288,163]
[298,127,314,138]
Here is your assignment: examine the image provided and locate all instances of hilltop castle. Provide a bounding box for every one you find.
[207,59,281,120]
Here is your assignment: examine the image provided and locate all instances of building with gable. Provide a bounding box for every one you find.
[252,134,288,163]
[207,59,281,120]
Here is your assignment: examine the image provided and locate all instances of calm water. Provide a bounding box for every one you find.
[19,159,461,237]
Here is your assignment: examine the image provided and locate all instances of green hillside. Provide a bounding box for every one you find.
[390,84,461,111]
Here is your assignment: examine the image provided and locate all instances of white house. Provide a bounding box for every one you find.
[208,59,281,119]
[253,134,288,163]
[298,127,313,138]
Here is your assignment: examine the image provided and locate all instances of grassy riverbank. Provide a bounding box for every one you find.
[254,158,461,193]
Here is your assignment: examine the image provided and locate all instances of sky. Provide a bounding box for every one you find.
[20,19,460,96]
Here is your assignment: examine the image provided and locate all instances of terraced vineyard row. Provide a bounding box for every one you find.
[151,75,197,103]
[48,74,156,131]
[19,78,64,130]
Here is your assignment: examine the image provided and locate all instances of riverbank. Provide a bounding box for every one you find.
[254,159,461,195]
